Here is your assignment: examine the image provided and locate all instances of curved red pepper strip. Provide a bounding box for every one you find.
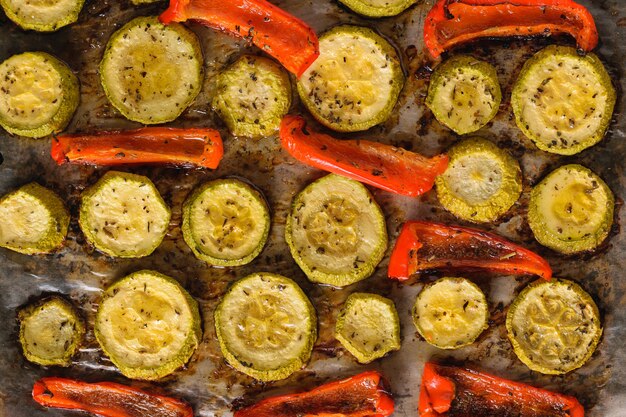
[280,115,449,197]
[424,0,598,59]
[32,378,193,417]
[160,0,319,77]
[51,127,223,169]
[234,371,394,417]
[388,221,552,280]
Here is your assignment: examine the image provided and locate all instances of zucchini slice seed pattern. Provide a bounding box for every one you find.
[0,0,85,32]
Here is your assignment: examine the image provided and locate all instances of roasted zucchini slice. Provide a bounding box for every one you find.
[286,174,388,287]
[214,272,317,381]
[95,270,201,380]
[182,178,270,266]
[512,45,616,155]
[436,137,522,223]
[426,55,501,135]
[100,16,203,124]
[506,278,602,375]
[0,52,79,138]
[413,277,489,349]
[18,297,84,366]
[297,25,404,132]
[0,0,84,31]
[335,293,401,364]
[79,171,170,258]
[528,164,614,254]
[337,0,415,17]
[212,55,291,138]
[0,183,69,255]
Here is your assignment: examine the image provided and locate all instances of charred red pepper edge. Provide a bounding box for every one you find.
[234,371,394,417]
[280,115,449,197]
[51,127,223,169]
[160,0,319,77]
[424,0,598,59]
[388,221,552,280]
[419,363,585,417]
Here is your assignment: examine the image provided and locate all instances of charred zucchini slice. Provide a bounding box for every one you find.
[338,0,415,17]
[507,278,602,375]
[215,272,317,381]
[335,293,401,363]
[413,277,489,349]
[426,55,501,135]
[79,171,170,258]
[95,270,201,380]
[0,52,79,138]
[182,178,270,266]
[286,174,387,287]
[528,164,614,254]
[436,137,522,223]
[0,0,84,31]
[100,16,203,124]
[512,45,616,155]
[0,183,69,255]
[19,297,84,366]
[297,25,404,132]
[212,55,291,138]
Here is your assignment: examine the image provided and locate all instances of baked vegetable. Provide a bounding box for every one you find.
[338,0,415,17]
[100,16,203,124]
[95,270,201,380]
[0,182,69,255]
[182,178,270,266]
[214,272,317,381]
[79,171,170,258]
[298,25,404,132]
[436,137,521,223]
[0,52,79,138]
[286,174,388,287]
[528,164,614,254]
[0,0,84,31]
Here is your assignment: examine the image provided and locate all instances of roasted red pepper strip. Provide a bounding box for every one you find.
[32,377,193,417]
[160,0,319,77]
[234,371,394,417]
[424,0,598,59]
[388,221,552,280]
[419,363,584,417]
[280,115,449,197]
[51,127,223,169]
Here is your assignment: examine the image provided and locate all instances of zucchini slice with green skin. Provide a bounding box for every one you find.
[286,174,388,287]
[214,272,317,381]
[297,25,404,132]
[512,45,616,155]
[79,171,170,258]
[0,0,84,32]
[413,277,489,349]
[100,16,203,124]
[338,0,415,17]
[528,164,614,254]
[95,270,201,380]
[19,297,84,366]
[182,178,270,266]
[212,55,291,138]
[426,55,501,135]
[506,278,602,375]
[335,293,401,364]
[0,183,69,255]
[436,137,522,223]
[0,52,79,138]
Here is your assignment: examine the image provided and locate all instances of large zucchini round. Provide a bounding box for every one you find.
[337,0,415,17]
[0,0,84,31]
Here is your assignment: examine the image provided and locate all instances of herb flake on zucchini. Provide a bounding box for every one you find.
[338,0,415,17]
[0,0,84,31]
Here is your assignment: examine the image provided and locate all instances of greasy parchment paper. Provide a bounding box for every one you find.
[0,0,624,416]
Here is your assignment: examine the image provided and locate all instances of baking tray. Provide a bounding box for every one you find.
[0,0,624,415]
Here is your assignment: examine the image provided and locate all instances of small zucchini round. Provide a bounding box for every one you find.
[528,164,614,254]
[506,278,602,375]
[436,137,522,223]
[286,174,388,287]
[100,16,203,124]
[335,293,401,364]
[95,270,201,380]
[512,45,616,155]
[297,25,404,132]
[0,0,84,32]
[0,52,79,138]
[337,0,415,17]
[214,272,317,381]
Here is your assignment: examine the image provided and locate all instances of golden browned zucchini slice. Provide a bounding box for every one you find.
[0,0,84,31]
[338,0,415,17]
